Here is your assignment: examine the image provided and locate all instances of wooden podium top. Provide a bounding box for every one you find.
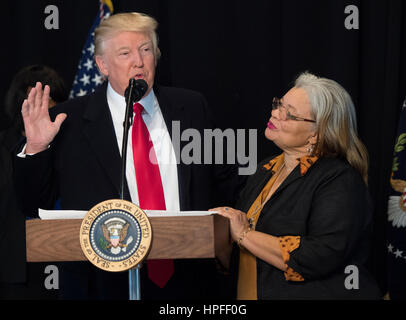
[26,214,230,263]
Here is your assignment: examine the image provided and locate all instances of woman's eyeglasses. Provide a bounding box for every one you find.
[272,97,316,123]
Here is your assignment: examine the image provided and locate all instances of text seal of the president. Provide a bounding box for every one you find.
[79,199,152,272]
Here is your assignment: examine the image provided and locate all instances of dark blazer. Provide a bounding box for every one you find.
[234,155,382,300]
[0,137,26,285]
[14,83,245,299]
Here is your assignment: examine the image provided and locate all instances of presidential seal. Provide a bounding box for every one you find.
[79,199,152,272]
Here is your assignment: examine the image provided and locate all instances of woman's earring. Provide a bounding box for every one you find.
[307,144,314,155]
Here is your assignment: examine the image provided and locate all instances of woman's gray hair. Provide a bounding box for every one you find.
[294,72,369,183]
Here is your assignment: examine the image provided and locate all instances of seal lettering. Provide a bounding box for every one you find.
[79,199,152,272]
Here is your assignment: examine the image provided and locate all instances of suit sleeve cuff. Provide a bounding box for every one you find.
[278,236,305,282]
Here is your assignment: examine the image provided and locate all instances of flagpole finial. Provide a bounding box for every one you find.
[101,0,114,13]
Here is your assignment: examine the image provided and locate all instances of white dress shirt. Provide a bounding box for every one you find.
[107,83,180,211]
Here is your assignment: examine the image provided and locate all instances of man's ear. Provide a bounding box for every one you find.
[95,55,109,77]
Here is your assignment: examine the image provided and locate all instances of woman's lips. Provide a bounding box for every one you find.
[267,121,276,130]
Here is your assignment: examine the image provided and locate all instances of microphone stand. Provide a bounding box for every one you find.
[120,79,135,201]
[120,79,147,301]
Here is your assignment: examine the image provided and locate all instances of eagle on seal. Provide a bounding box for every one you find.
[102,220,130,249]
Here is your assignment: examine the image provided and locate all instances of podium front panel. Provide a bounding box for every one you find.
[26,215,229,262]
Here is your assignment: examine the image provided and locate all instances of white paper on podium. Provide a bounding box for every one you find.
[38,208,217,220]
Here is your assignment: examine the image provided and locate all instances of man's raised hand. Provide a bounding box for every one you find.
[21,82,67,154]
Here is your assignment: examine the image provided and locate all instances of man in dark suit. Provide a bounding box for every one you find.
[14,12,244,299]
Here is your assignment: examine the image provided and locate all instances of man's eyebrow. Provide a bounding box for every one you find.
[116,46,130,52]
[139,41,153,47]
[116,42,152,51]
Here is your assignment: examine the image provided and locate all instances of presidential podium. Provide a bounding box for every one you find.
[26,214,230,264]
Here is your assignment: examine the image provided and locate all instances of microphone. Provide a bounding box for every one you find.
[125,79,148,122]
[125,78,148,106]
[120,78,148,200]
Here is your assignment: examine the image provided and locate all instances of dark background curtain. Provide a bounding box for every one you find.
[1,0,406,298]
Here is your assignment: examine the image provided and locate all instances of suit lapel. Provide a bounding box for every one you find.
[243,163,303,211]
[154,86,192,210]
[269,166,303,201]
[238,166,274,213]
[81,84,131,200]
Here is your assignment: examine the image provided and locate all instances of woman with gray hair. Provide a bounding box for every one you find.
[212,72,381,299]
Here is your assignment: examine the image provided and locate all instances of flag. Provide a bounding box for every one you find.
[69,0,113,99]
[387,97,406,300]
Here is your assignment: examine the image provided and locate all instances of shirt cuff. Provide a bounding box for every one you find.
[17,144,29,158]
[278,236,304,282]
[17,143,49,158]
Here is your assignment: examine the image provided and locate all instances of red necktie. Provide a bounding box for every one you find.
[132,102,174,288]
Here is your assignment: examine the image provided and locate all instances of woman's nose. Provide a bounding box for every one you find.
[271,107,280,120]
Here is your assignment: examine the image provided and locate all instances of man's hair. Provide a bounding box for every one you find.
[295,71,369,184]
[94,12,161,62]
